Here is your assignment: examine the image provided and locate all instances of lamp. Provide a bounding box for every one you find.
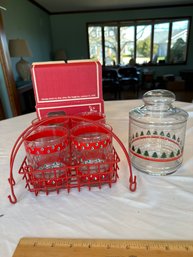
[9,39,32,81]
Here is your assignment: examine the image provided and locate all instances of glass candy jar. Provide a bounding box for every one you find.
[129,89,188,175]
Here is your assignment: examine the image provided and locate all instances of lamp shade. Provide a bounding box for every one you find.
[9,39,32,57]
[9,39,32,81]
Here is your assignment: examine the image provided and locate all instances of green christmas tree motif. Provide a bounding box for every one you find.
[132,145,135,151]
[177,149,181,155]
[170,151,175,158]
[161,152,167,158]
[166,132,171,138]
[153,131,158,135]
[152,152,158,158]
[137,148,142,154]
[144,150,149,156]
[140,131,144,136]
[160,131,165,136]
[136,132,139,137]
[172,134,176,140]
[147,130,151,135]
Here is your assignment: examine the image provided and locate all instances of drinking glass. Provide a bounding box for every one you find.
[70,123,113,183]
[24,127,69,189]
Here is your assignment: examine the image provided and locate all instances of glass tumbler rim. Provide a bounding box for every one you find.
[25,127,68,142]
[76,111,106,120]
[32,116,69,127]
[71,123,112,136]
[70,124,112,150]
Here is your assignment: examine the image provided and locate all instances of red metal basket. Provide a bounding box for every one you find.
[8,115,137,204]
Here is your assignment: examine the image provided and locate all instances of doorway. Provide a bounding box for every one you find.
[0,11,20,119]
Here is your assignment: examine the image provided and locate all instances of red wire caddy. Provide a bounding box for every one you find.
[8,115,137,204]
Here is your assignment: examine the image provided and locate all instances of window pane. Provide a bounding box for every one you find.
[120,26,135,65]
[153,23,169,64]
[136,25,152,64]
[170,20,189,63]
[88,17,190,67]
[88,26,103,64]
[104,26,118,65]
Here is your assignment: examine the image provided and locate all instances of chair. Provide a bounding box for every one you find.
[141,71,155,89]
[118,67,140,99]
[102,68,119,100]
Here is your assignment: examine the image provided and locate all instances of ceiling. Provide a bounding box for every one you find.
[30,0,193,14]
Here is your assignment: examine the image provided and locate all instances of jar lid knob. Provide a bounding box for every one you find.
[143,89,175,105]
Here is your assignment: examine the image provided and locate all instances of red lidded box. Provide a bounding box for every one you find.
[31,60,104,118]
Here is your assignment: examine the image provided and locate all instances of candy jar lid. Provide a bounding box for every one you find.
[130,89,188,124]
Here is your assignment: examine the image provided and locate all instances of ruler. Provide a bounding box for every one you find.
[12,238,193,257]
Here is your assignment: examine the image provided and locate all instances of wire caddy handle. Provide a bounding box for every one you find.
[8,115,137,204]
